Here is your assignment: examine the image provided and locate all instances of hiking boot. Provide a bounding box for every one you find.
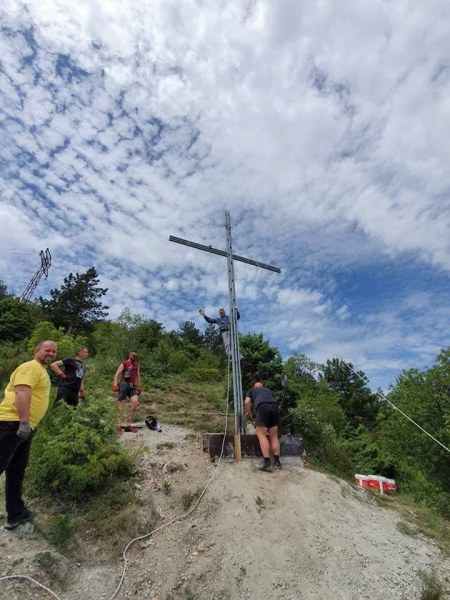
[273,461,282,470]
[258,460,273,472]
[4,508,35,530]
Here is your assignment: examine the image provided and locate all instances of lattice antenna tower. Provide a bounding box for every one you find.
[20,248,52,301]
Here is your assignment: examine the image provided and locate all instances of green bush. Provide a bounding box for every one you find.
[186,367,221,382]
[0,340,29,389]
[28,321,88,360]
[27,397,135,502]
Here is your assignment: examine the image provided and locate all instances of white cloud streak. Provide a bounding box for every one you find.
[0,0,449,389]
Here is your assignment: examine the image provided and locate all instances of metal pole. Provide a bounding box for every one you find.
[225,211,244,435]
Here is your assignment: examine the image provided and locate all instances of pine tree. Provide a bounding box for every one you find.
[40,267,109,334]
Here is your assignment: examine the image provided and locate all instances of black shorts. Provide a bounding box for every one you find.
[254,403,279,428]
[118,382,138,401]
[55,387,79,407]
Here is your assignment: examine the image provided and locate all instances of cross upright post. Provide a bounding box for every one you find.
[169,212,280,445]
[224,211,244,435]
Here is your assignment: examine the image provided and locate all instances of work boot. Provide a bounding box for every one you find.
[4,508,35,530]
[258,460,273,472]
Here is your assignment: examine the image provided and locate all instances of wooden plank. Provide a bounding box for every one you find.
[202,433,304,460]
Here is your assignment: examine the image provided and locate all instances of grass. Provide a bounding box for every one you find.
[396,520,418,538]
[139,381,229,433]
[180,489,201,511]
[420,571,444,600]
[162,479,172,495]
[357,490,450,554]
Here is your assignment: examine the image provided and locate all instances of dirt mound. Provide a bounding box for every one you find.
[1,423,449,600]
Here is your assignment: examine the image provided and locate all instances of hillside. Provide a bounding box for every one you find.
[1,420,449,600]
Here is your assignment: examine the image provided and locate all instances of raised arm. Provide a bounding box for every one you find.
[198,309,218,325]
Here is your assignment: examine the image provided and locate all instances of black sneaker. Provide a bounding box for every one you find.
[258,460,273,472]
[4,508,35,530]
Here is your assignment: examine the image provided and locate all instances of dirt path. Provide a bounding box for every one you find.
[0,423,449,600]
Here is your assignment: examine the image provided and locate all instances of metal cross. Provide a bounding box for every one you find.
[169,211,280,434]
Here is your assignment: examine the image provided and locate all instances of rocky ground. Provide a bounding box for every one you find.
[0,422,449,600]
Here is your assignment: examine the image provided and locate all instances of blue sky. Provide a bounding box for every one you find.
[0,1,449,390]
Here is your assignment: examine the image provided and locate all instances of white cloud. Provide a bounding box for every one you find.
[0,0,449,388]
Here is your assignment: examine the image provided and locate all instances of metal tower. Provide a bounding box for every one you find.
[20,248,52,301]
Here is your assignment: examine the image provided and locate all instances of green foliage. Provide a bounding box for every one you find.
[340,425,395,476]
[116,308,164,352]
[0,280,8,299]
[0,296,33,342]
[376,350,450,515]
[181,489,200,510]
[186,367,221,382]
[48,514,77,548]
[420,571,444,600]
[321,358,380,427]
[92,320,131,360]
[0,339,29,388]
[239,332,283,391]
[396,520,418,537]
[27,321,88,362]
[178,321,204,348]
[203,323,223,353]
[39,267,108,334]
[27,398,135,502]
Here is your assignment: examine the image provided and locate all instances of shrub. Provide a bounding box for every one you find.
[186,367,221,382]
[27,397,135,502]
[49,515,77,548]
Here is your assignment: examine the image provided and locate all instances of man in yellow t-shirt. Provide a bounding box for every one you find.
[0,340,57,530]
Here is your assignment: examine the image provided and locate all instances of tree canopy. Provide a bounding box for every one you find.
[40,267,109,334]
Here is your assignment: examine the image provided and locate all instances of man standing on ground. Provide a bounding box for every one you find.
[0,340,57,529]
[112,350,142,431]
[198,307,240,357]
[50,346,89,407]
[245,380,281,471]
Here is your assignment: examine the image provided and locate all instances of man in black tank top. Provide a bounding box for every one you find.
[245,381,281,471]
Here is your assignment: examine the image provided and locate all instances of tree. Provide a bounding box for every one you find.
[28,321,88,359]
[0,296,33,342]
[320,358,380,427]
[40,267,109,334]
[178,321,204,347]
[0,280,9,299]
[377,350,450,514]
[239,333,283,392]
[203,324,223,354]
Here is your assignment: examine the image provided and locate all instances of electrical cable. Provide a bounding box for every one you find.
[342,360,450,455]
[0,574,62,599]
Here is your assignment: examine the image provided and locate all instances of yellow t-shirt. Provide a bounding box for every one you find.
[0,359,51,428]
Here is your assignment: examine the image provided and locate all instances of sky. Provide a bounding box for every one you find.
[0,0,449,391]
